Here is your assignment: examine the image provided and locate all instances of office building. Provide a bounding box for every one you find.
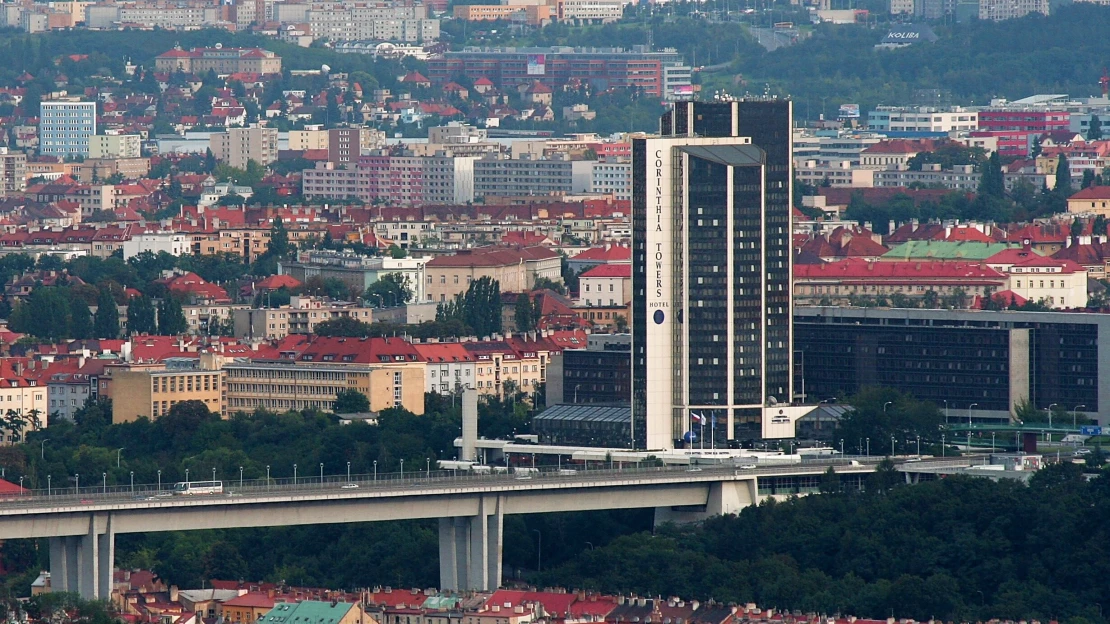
[109,366,225,423]
[39,100,96,158]
[548,333,631,407]
[632,100,794,450]
[866,106,978,132]
[794,306,1110,425]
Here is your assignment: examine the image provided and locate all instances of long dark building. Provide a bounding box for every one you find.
[794,306,1108,425]
[631,99,794,450]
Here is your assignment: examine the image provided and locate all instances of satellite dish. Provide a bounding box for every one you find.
[214,42,223,49]
[321,64,331,73]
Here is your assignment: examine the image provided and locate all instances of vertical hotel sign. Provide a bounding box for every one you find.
[644,138,674,450]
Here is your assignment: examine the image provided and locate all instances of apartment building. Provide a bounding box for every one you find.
[210,125,279,169]
[360,151,425,204]
[307,8,439,42]
[303,162,361,201]
[556,0,624,23]
[232,296,375,339]
[577,263,630,307]
[423,153,477,204]
[424,247,562,301]
[91,6,221,29]
[223,361,424,414]
[40,100,96,157]
[0,378,48,436]
[0,148,27,198]
[329,127,385,165]
[88,134,141,159]
[588,161,631,200]
[873,163,979,190]
[288,127,329,152]
[109,366,225,423]
[867,107,978,132]
[453,4,552,25]
[279,251,430,302]
[474,155,574,199]
[979,0,1048,19]
[412,342,478,395]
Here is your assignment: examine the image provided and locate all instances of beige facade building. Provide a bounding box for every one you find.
[155,47,282,75]
[223,361,425,414]
[109,367,226,423]
[232,296,375,339]
[88,134,141,159]
[210,125,279,169]
[0,148,27,198]
[424,247,561,302]
[288,127,329,152]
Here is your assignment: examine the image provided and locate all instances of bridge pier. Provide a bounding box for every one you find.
[438,495,503,591]
[653,479,757,525]
[49,515,113,600]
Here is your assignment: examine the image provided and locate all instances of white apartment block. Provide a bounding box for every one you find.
[873,164,980,190]
[122,232,191,260]
[288,128,329,151]
[96,6,221,28]
[302,162,361,201]
[307,8,438,42]
[0,148,27,198]
[40,100,96,158]
[867,107,979,132]
[795,159,876,188]
[979,0,1048,19]
[556,0,625,23]
[210,125,279,169]
[589,161,631,200]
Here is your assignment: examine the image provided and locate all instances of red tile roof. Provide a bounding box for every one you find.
[1068,185,1110,200]
[570,245,631,262]
[795,258,1006,282]
[579,264,631,278]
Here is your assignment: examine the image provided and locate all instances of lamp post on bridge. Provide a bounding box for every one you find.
[1073,405,1086,429]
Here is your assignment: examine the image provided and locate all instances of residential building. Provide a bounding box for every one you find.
[866,107,978,132]
[108,366,225,423]
[302,162,360,201]
[155,46,282,74]
[978,0,1048,19]
[259,601,370,624]
[474,155,574,199]
[793,259,1007,306]
[232,296,375,339]
[423,153,477,204]
[0,378,48,437]
[578,263,630,307]
[47,373,94,422]
[424,247,561,302]
[412,342,478,395]
[40,99,96,158]
[1067,185,1110,216]
[91,6,222,29]
[452,4,552,26]
[1006,255,1088,308]
[794,307,1110,423]
[329,127,385,166]
[218,593,276,624]
[556,0,625,23]
[210,125,279,168]
[633,100,794,449]
[794,159,876,188]
[279,251,430,302]
[588,161,632,200]
[428,46,689,99]
[306,7,439,42]
[288,127,329,152]
[88,134,141,159]
[0,148,27,198]
[566,244,631,274]
[224,360,424,414]
[873,163,980,190]
[121,232,190,260]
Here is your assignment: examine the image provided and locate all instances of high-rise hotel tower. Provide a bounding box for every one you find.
[632,100,794,449]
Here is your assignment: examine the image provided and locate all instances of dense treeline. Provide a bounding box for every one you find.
[536,465,1110,624]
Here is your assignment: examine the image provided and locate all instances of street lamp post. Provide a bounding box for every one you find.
[891,436,895,457]
[839,439,845,455]
[266,465,270,489]
[883,401,892,413]
[157,470,161,492]
[347,461,351,483]
[47,475,51,496]
[941,435,946,457]
[212,467,216,483]
[116,448,125,468]
[293,464,298,485]
[1073,405,1086,429]
[75,474,79,494]
[943,400,948,422]
[1048,403,1058,435]
[969,403,978,425]
[400,459,404,479]
[426,458,431,478]
[991,432,996,453]
[130,472,134,493]
[866,438,870,457]
[239,466,244,489]
[533,529,542,572]
[102,473,106,494]
[185,468,189,485]
[41,438,49,460]
[319,463,324,487]
[916,436,921,458]
[373,460,378,481]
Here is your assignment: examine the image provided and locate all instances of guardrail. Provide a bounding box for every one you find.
[0,457,892,512]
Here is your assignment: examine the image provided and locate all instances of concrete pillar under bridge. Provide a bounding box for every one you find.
[438,494,504,591]
[48,514,114,600]
[653,478,758,525]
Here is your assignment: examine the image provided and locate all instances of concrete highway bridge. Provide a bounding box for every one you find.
[0,458,962,600]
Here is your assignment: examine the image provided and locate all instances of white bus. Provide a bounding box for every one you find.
[173,481,224,495]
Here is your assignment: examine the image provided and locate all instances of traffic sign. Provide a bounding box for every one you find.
[1080,425,1103,436]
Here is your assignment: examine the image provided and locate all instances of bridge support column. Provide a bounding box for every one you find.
[654,478,758,526]
[438,495,503,592]
[48,516,113,600]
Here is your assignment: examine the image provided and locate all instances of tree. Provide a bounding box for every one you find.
[514,293,535,332]
[365,273,413,307]
[127,294,158,335]
[1088,114,1103,141]
[314,316,373,337]
[922,289,939,308]
[93,287,119,339]
[437,277,502,338]
[158,297,188,336]
[1056,154,1072,195]
[69,297,93,340]
[977,151,1005,200]
[614,314,629,332]
[389,244,408,259]
[333,389,370,414]
[1082,169,1096,189]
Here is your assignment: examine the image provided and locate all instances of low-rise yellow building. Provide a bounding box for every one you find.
[108,366,225,423]
[223,361,425,415]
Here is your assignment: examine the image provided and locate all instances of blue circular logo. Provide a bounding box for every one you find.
[653,310,665,325]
